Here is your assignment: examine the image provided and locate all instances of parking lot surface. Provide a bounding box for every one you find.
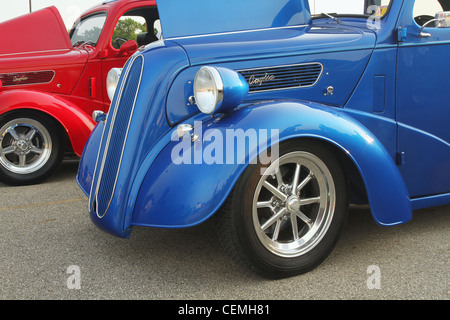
[0,160,448,300]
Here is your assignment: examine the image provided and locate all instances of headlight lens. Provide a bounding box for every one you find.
[194,66,224,114]
[106,68,122,101]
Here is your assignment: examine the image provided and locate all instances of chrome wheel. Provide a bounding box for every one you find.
[252,151,336,257]
[0,112,64,186]
[216,141,347,279]
[0,118,52,174]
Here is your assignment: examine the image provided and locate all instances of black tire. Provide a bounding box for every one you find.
[216,140,348,279]
[0,111,65,186]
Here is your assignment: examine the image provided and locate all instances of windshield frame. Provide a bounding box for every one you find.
[70,11,108,47]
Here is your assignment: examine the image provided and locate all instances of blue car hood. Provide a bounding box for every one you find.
[170,24,376,66]
[156,0,311,38]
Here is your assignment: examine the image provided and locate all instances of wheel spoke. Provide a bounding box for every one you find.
[6,127,20,141]
[18,154,27,167]
[291,212,299,240]
[300,196,321,206]
[296,210,313,229]
[263,181,287,201]
[291,164,301,192]
[1,146,16,155]
[257,201,272,209]
[261,207,287,231]
[272,220,282,241]
[25,129,37,141]
[296,171,313,194]
[30,146,43,154]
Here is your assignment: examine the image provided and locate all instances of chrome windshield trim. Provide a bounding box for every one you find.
[164,25,309,41]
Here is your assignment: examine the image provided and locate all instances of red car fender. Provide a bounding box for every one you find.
[0,89,95,156]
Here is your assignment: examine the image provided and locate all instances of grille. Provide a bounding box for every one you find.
[91,55,144,217]
[238,63,323,93]
[0,70,55,86]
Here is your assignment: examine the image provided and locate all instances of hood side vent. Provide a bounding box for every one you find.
[0,70,55,87]
[238,63,323,93]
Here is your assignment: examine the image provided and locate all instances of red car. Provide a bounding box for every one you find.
[0,0,159,185]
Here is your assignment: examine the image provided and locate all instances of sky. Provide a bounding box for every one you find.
[0,0,102,28]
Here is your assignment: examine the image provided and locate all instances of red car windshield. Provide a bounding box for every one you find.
[70,12,107,46]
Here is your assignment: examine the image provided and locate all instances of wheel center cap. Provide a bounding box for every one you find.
[286,196,300,213]
[17,140,28,151]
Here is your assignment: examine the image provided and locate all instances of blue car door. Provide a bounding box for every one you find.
[396,0,450,197]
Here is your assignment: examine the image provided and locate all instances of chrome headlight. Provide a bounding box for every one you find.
[106,68,122,101]
[194,66,224,114]
[193,66,248,115]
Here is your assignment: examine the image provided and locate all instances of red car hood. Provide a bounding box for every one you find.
[0,6,72,56]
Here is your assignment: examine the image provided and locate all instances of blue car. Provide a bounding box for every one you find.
[77,0,450,279]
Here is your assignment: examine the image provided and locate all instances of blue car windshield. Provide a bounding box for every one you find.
[308,0,392,17]
[157,0,311,39]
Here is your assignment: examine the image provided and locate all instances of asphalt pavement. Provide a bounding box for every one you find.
[0,159,448,300]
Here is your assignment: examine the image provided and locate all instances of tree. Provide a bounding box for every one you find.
[111,18,147,49]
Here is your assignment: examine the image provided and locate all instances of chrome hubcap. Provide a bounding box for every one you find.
[286,196,301,214]
[0,118,52,174]
[252,151,336,257]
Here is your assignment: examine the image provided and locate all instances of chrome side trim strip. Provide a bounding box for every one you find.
[0,49,71,57]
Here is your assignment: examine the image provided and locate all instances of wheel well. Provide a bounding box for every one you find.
[0,109,71,153]
[289,137,368,206]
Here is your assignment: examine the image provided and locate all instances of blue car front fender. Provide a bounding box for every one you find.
[130,100,412,229]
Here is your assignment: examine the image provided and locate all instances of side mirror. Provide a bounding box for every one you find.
[154,19,162,40]
[118,40,138,57]
[92,110,107,123]
[436,11,450,28]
